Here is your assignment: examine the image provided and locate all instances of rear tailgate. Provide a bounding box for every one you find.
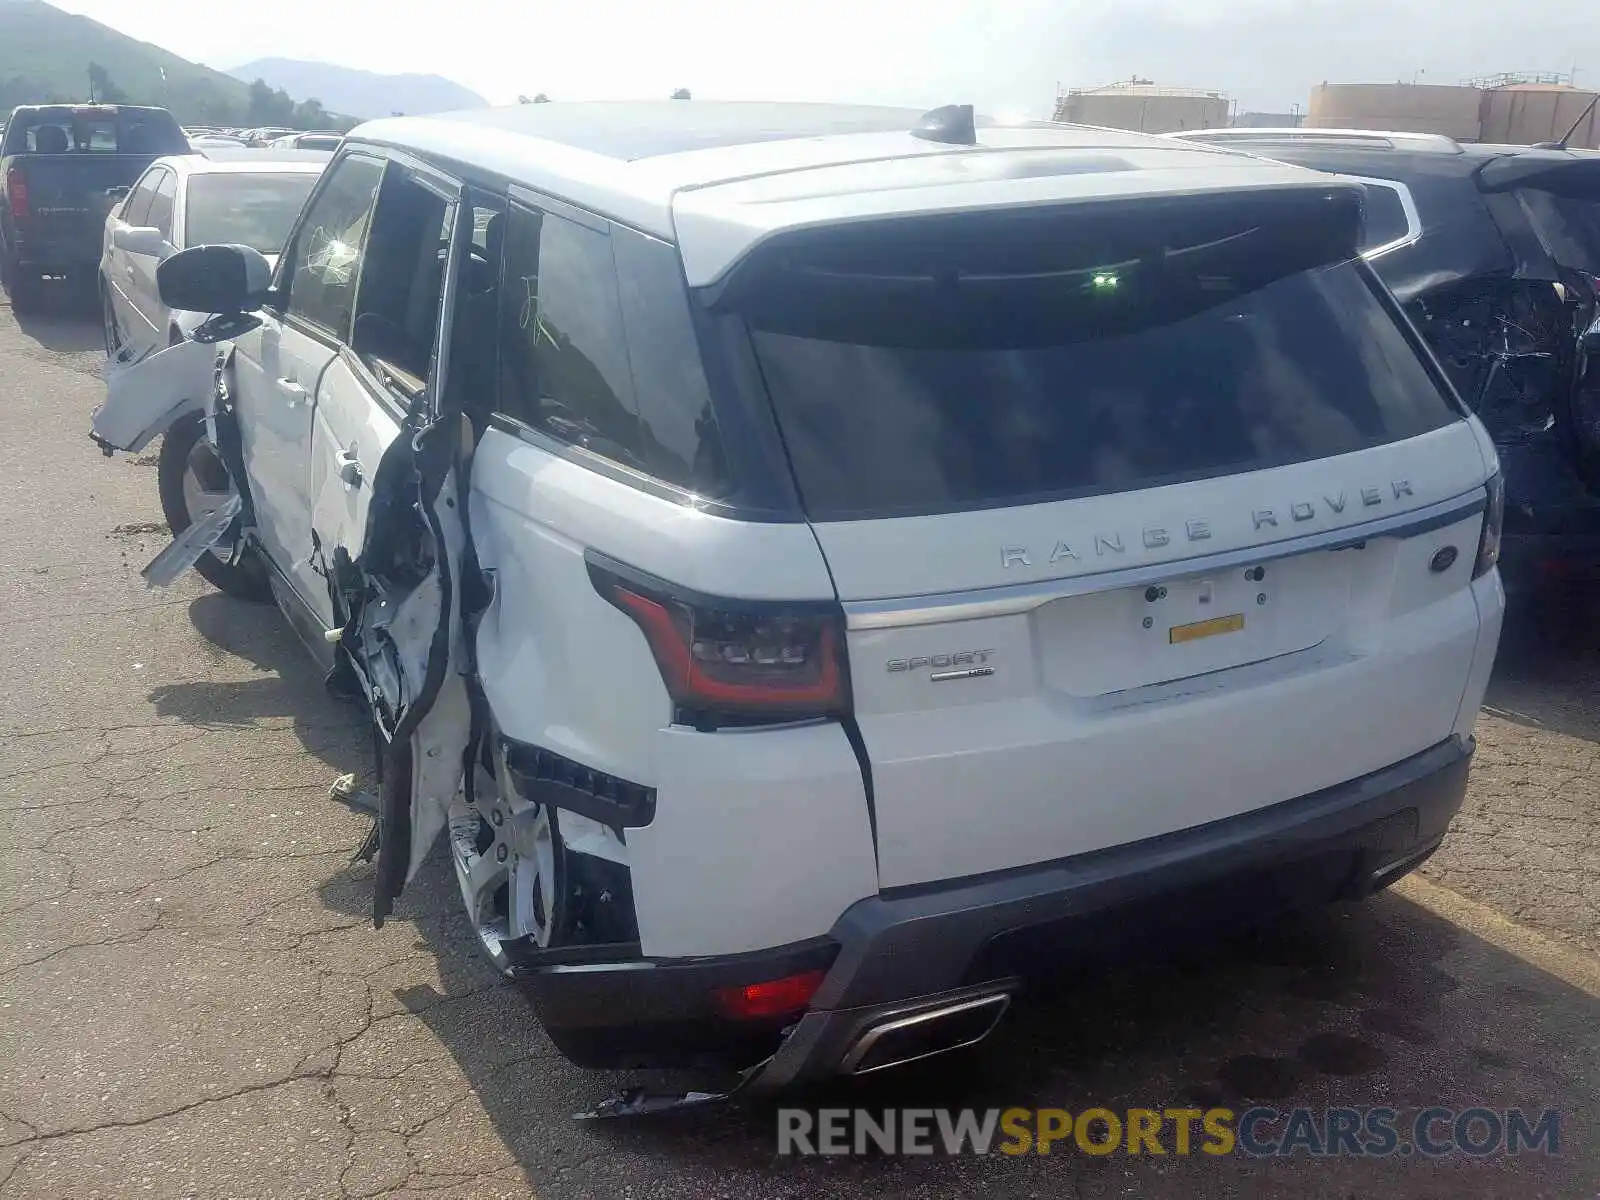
[8,155,153,257]
[826,436,1489,887]
[722,187,1496,887]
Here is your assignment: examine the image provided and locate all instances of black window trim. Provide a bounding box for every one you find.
[486,410,759,514]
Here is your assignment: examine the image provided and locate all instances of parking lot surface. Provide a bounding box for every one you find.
[0,290,1595,1198]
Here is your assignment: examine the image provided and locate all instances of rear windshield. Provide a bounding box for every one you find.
[1515,188,1600,276]
[4,108,187,155]
[727,196,1458,519]
[185,172,320,255]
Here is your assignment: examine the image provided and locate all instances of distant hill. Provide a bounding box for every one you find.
[228,59,487,120]
[0,0,251,123]
[0,0,357,129]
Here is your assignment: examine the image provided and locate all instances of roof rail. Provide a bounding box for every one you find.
[1169,127,1464,153]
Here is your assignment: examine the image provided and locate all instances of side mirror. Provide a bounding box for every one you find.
[158,244,273,315]
[113,225,166,256]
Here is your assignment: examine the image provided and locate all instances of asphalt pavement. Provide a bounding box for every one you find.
[0,286,1595,1199]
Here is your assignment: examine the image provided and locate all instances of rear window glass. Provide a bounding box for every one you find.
[185,172,320,254]
[5,109,187,155]
[1515,189,1600,275]
[731,199,1458,520]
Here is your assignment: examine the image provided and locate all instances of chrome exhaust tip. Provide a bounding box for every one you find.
[841,991,1012,1076]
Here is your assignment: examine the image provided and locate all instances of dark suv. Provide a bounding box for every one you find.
[1174,128,1600,592]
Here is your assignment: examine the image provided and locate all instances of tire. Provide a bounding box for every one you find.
[101,282,123,357]
[156,412,272,602]
[2,256,41,314]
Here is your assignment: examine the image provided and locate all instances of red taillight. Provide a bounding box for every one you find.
[1473,471,1504,580]
[591,563,848,721]
[5,168,26,219]
[713,969,826,1020]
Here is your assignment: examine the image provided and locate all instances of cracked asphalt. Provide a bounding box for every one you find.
[0,287,1595,1199]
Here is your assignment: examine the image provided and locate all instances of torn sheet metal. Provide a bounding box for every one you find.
[575,1087,732,1120]
[140,493,242,588]
[92,337,215,455]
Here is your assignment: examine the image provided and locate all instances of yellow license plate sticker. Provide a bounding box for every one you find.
[1169,612,1246,645]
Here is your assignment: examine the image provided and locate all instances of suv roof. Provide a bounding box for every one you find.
[350,100,1337,285]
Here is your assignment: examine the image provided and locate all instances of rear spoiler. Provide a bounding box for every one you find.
[1477,152,1600,200]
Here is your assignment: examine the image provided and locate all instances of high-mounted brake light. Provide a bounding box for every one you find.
[1474,472,1504,580]
[589,562,848,721]
[5,168,26,219]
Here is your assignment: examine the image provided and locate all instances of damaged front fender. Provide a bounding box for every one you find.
[91,338,217,456]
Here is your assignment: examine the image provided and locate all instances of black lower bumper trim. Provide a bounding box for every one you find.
[520,737,1472,1081]
[748,736,1471,1090]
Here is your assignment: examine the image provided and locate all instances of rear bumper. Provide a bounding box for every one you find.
[517,735,1472,1082]
[4,232,102,272]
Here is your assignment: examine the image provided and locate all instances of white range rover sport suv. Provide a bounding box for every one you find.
[96,101,1505,1093]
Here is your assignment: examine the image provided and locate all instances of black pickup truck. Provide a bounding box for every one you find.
[1,104,190,311]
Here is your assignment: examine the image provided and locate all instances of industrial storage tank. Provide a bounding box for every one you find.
[1479,83,1600,147]
[1308,83,1482,139]
[1055,80,1229,134]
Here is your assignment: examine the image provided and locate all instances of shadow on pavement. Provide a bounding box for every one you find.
[1485,584,1600,743]
[144,592,366,774]
[353,879,1598,1198]
[5,280,104,353]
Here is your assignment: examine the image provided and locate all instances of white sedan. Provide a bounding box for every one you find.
[100,152,328,357]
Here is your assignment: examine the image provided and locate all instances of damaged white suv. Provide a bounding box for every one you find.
[94,101,1505,1095]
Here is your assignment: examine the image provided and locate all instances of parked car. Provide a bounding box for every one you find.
[99,150,327,358]
[1171,128,1600,590]
[242,126,296,147]
[93,101,1504,1097]
[188,133,248,150]
[0,104,190,310]
[269,131,343,152]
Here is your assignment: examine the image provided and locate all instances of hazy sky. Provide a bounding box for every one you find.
[51,0,1600,115]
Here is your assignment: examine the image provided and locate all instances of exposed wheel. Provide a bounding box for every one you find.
[449,743,573,972]
[156,412,272,601]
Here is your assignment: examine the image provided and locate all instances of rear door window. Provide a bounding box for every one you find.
[726,196,1459,520]
[495,200,646,471]
[123,169,162,226]
[349,166,457,394]
[146,170,177,240]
